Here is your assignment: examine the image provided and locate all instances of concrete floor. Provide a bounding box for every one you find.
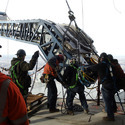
[29,99,125,125]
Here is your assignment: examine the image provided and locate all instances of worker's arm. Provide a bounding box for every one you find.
[20,51,39,71]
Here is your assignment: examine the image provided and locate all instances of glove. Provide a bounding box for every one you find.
[32,51,39,59]
[40,75,45,83]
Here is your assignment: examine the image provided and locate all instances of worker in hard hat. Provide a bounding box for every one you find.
[0,72,29,125]
[42,54,64,113]
[10,49,39,103]
[63,57,89,115]
[86,52,116,121]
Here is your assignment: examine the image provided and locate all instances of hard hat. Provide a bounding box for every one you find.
[16,49,26,56]
[99,52,107,59]
[99,52,108,62]
[58,54,64,62]
[108,54,113,61]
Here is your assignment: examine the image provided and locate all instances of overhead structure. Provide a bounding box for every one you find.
[0,12,8,20]
[0,19,98,64]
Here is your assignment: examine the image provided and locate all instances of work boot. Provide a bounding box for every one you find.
[49,108,60,113]
[67,110,74,115]
[84,108,89,114]
[103,117,115,121]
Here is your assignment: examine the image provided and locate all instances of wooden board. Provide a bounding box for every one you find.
[27,93,48,116]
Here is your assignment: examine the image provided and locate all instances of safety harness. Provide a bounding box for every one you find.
[68,65,79,89]
[100,61,115,84]
[11,61,24,89]
[69,65,91,89]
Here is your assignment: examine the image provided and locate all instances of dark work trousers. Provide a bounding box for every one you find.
[21,88,28,105]
[104,93,117,113]
[66,85,88,111]
[101,84,115,118]
[47,79,57,110]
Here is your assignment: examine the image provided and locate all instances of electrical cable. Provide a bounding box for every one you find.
[30,59,38,93]
[60,87,67,114]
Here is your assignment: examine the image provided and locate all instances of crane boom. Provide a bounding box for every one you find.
[0,19,97,63]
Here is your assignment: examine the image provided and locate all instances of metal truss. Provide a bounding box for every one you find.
[0,19,97,63]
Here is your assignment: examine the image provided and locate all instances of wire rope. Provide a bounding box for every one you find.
[5,0,9,13]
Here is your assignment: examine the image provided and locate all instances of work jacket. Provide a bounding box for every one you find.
[10,56,37,95]
[43,62,57,77]
[88,61,114,90]
[0,72,29,125]
[43,56,60,77]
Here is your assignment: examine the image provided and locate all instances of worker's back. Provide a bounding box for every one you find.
[0,72,29,125]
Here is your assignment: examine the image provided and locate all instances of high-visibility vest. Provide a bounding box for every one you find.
[43,62,57,77]
[0,73,29,125]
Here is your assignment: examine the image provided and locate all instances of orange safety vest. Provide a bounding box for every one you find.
[0,72,29,125]
[43,62,57,77]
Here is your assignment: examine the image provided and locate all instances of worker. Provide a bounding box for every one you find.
[108,54,125,91]
[63,57,89,115]
[42,54,64,113]
[10,49,39,103]
[100,54,118,114]
[0,72,29,125]
[86,52,115,121]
